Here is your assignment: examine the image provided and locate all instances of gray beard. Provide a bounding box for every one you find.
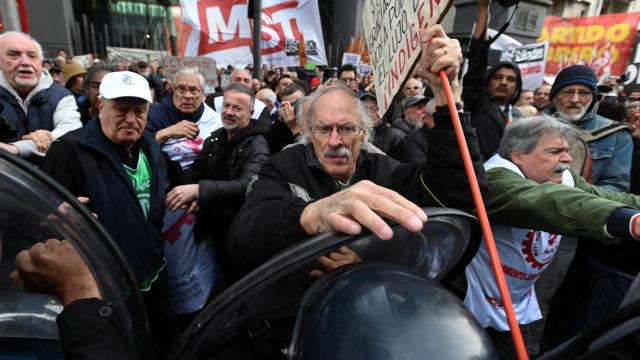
[557,108,587,123]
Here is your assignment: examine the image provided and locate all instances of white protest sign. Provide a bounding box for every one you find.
[342,52,361,67]
[161,56,218,92]
[106,46,169,64]
[500,41,548,91]
[363,0,453,116]
[72,54,94,68]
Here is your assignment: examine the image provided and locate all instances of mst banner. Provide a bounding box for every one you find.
[362,0,453,116]
[538,13,640,80]
[180,0,328,67]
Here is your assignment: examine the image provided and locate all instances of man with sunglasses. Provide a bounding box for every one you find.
[227,25,485,275]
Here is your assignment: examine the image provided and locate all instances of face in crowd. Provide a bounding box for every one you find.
[339,70,358,92]
[403,78,423,97]
[221,89,254,136]
[99,97,150,150]
[173,73,204,114]
[87,70,111,110]
[534,84,551,111]
[404,102,428,129]
[231,69,253,87]
[487,66,517,105]
[0,33,43,96]
[512,132,572,184]
[362,98,382,128]
[552,85,593,122]
[309,89,366,181]
[517,90,534,107]
[275,76,293,95]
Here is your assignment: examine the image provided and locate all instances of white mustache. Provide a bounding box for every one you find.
[324,146,351,158]
[554,163,570,173]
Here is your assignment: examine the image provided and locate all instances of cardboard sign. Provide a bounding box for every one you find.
[161,56,218,92]
[362,0,453,116]
[500,41,548,91]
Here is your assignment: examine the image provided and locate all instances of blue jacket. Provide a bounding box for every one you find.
[581,111,632,192]
[547,103,632,192]
[40,119,168,286]
[0,83,71,139]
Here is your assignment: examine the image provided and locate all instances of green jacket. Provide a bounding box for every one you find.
[485,167,640,244]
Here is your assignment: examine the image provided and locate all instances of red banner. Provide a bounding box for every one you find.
[538,13,640,80]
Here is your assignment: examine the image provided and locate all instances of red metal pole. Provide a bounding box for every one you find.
[16,0,30,33]
[439,70,529,360]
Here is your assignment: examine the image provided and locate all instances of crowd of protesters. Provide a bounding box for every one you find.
[5,1,640,357]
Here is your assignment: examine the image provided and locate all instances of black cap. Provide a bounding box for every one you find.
[358,92,376,101]
[400,95,428,112]
[137,61,149,68]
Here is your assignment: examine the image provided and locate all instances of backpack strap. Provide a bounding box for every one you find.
[581,122,629,143]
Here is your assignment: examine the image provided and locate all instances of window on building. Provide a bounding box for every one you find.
[514,7,539,32]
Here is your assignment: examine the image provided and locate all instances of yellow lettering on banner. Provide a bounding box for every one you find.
[583,25,605,43]
[548,46,620,64]
[551,27,570,43]
[538,28,549,42]
[606,23,630,43]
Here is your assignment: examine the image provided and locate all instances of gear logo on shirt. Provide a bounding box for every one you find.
[521,230,559,270]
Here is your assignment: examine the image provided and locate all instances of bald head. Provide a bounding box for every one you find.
[231,69,252,87]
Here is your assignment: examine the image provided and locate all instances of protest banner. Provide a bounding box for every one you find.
[342,52,361,67]
[538,13,640,81]
[623,31,640,93]
[72,54,95,68]
[362,0,454,116]
[500,41,548,91]
[161,56,218,92]
[106,46,169,65]
[179,0,328,67]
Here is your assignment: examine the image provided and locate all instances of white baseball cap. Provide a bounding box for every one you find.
[99,71,153,103]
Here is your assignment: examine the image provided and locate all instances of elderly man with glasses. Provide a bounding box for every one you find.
[227,25,486,274]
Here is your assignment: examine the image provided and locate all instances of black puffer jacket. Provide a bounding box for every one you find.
[227,110,486,273]
[373,123,405,161]
[462,37,523,160]
[188,121,270,277]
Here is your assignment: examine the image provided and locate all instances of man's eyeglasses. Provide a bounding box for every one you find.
[175,86,202,96]
[312,123,363,137]
[405,86,422,90]
[557,89,593,99]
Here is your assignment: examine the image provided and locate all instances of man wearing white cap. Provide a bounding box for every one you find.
[39,71,182,352]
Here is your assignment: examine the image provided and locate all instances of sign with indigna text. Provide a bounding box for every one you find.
[362,0,453,117]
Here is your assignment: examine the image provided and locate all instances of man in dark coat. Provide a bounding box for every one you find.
[227,25,486,274]
[166,83,270,280]
[462,0,523,160]
[39,71,184,354]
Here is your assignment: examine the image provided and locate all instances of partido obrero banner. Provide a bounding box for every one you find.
[538,13,640,80]
[179,0,328,67]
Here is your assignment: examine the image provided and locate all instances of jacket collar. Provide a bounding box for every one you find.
[0,70,54,113]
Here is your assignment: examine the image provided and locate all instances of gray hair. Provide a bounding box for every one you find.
[223,83,255,111]
[302,85,374,143]
[256,88,277,106]
[0,31,44,60]
[173,67,205,89]
[498,115,577,160]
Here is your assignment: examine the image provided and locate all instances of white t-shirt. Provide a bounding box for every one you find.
[464,154,574,330]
